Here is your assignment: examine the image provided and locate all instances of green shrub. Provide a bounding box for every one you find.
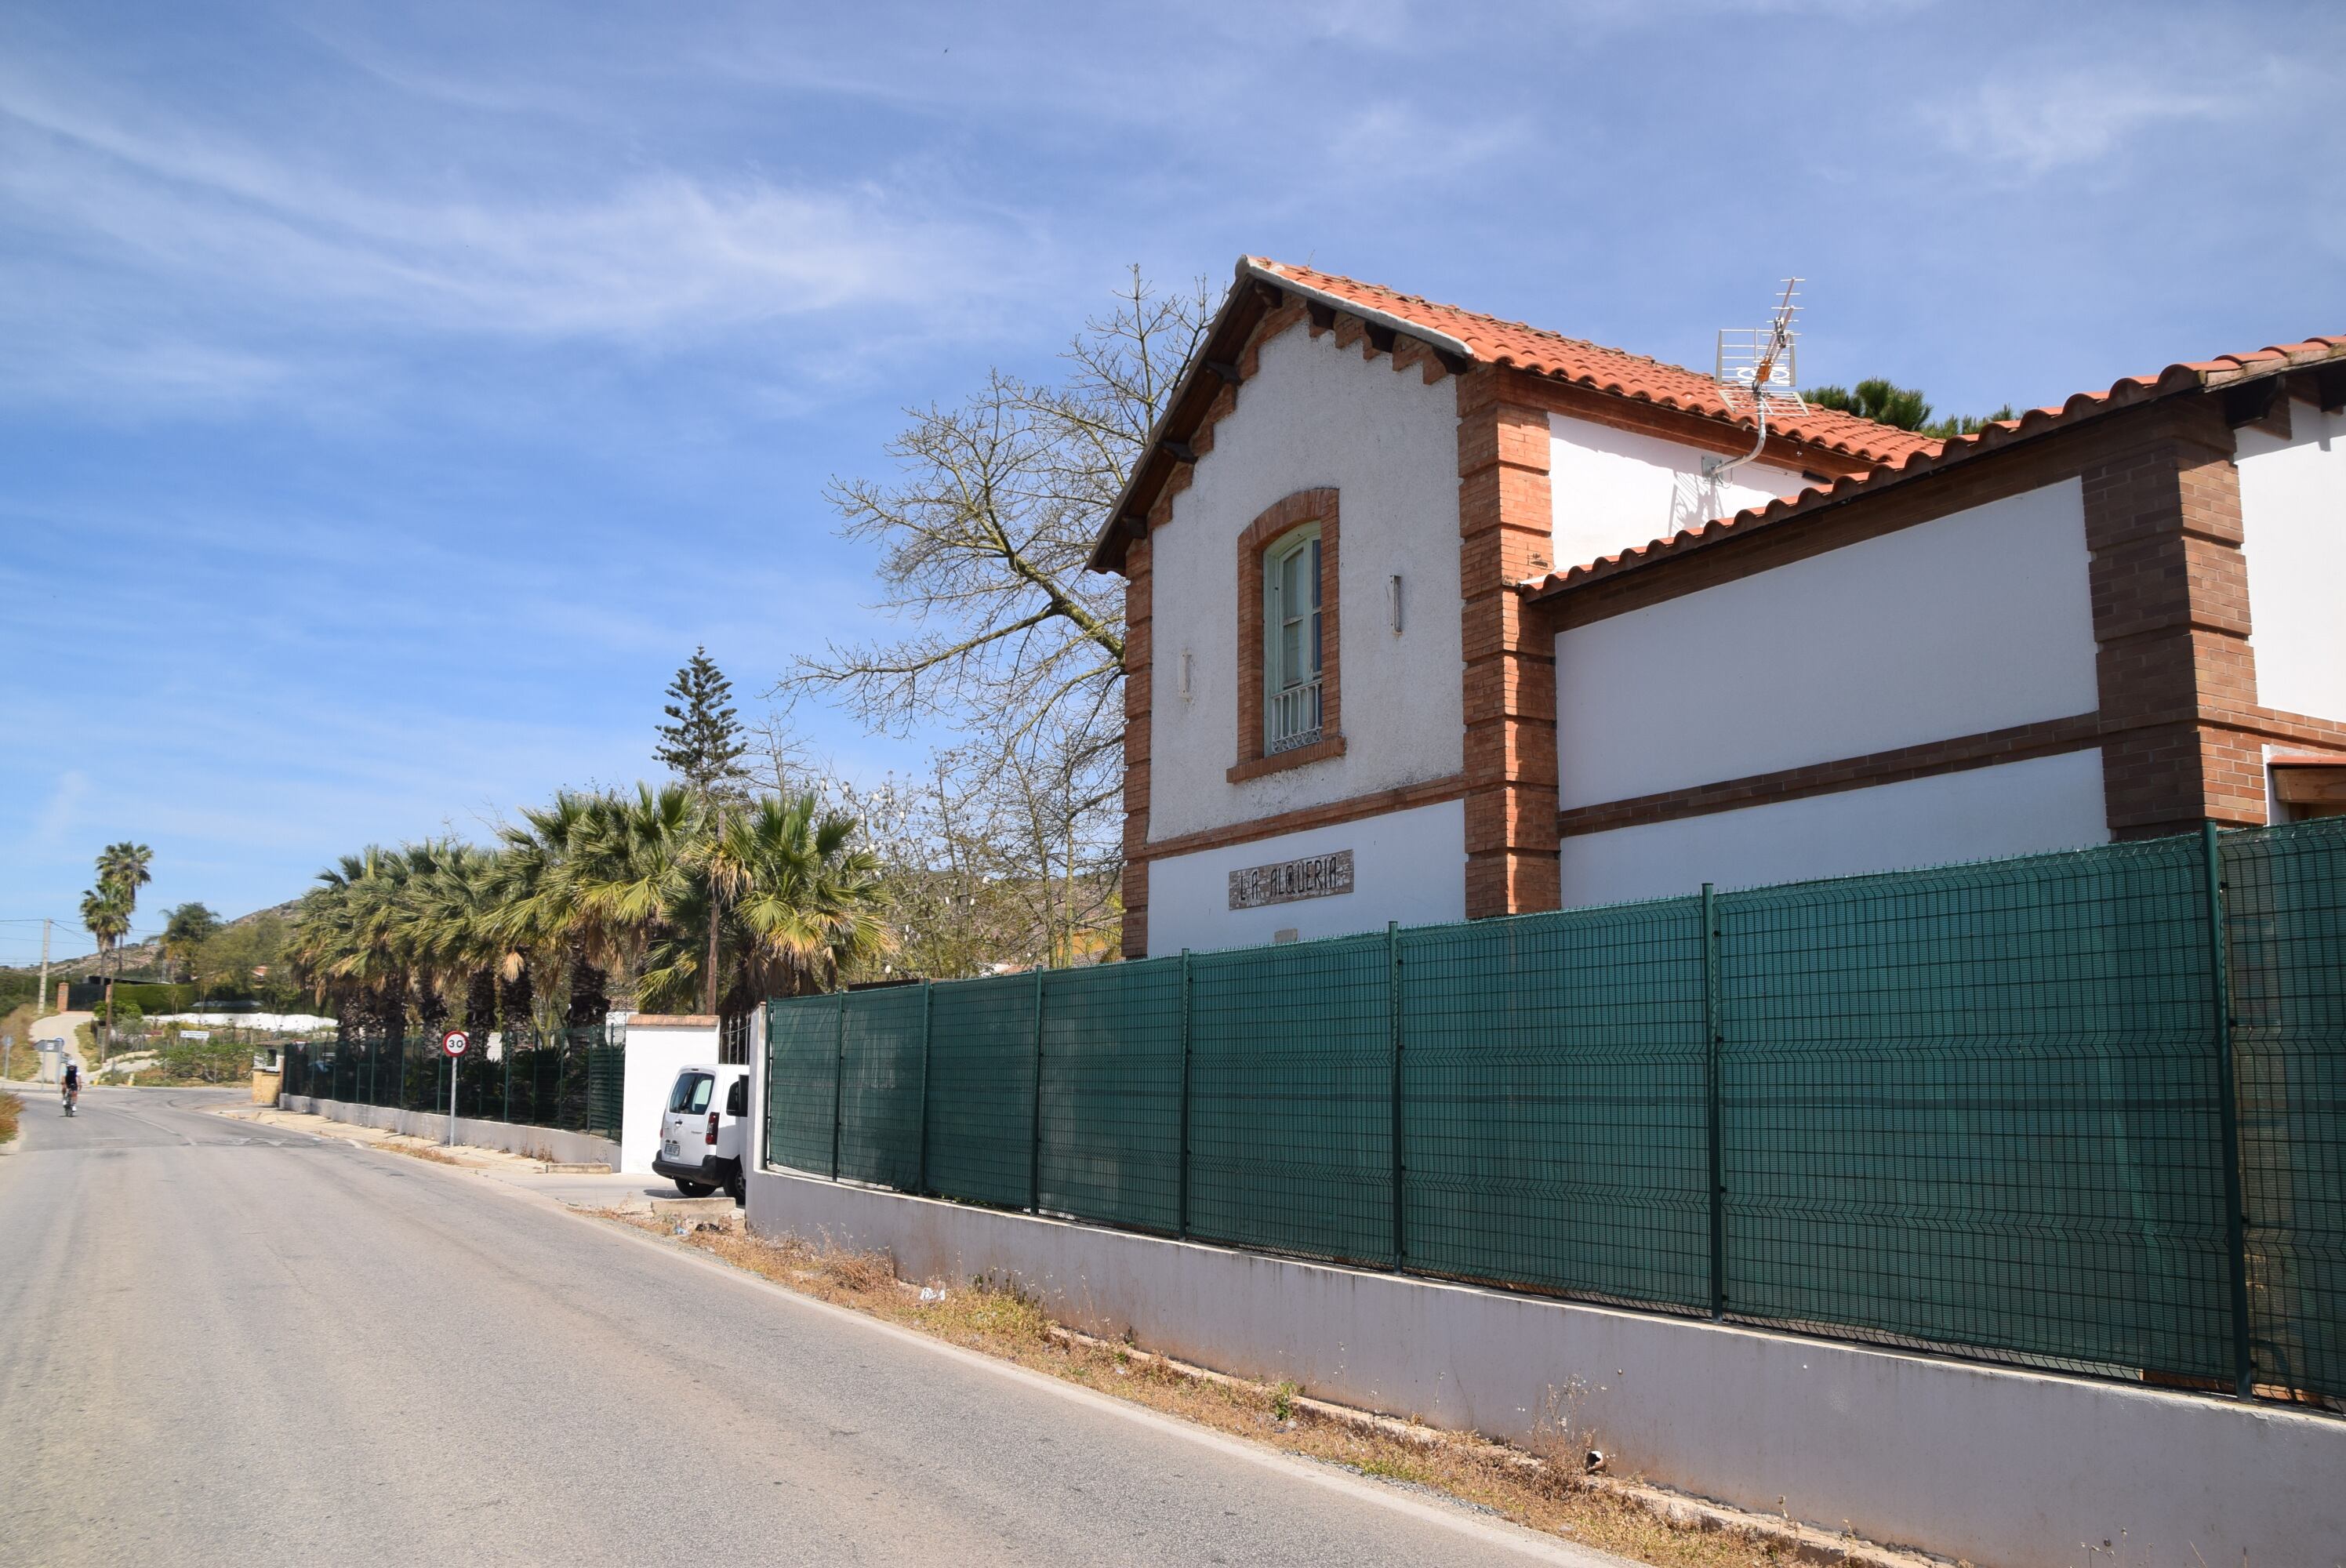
[115,983,198,1014]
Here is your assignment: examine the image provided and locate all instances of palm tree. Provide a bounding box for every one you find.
[78,885,132,1057]
[635,791,892,1016]
[289,847,420,1040]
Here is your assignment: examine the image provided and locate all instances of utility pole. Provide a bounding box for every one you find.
[38,918,52,1014]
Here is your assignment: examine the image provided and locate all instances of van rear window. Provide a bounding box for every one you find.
[668,1073,714,1113]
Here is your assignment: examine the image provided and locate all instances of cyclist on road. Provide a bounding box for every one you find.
[61,1060,81,1116]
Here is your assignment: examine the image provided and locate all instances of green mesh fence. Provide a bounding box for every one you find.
[1400,898,1712,1309]
[1715,837,2234,1378]
[1037,959,1183,1232]
[285,1030,620,1137]
[838,985,927,1190]
[744,822,2346,1406]
[2223,816,2346,1400]
[924,974,1040,1210]
[1186,934,1394,1266]
[766,994,841,1174]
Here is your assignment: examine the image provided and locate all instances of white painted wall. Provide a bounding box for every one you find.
[748,1167,2346,1568]
[1148,325,1463,842]
[1146,799,1465,955]
[2235,398,2346,724]
[618,1020,719,1175]
[1559,750,2110,906]
[1556,477,2100,809]
[1547,412,1807,573]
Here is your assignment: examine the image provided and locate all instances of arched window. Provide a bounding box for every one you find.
[1264,523,1323,751]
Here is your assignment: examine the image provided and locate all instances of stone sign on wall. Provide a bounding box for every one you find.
[1228,848,1355,910]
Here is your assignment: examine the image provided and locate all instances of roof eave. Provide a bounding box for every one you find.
[1526,347,2345,605]
[1087,259,1479,577]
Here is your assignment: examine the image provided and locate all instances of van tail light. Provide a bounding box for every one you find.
[706,1112,721,1146]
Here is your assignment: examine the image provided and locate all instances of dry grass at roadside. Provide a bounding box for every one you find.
[2,1004,45,1080]
[593,1210,1927,1568]
[379,1137,464,1166]
[0,1091,20,1145]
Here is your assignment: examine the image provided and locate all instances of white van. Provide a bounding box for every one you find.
[652,1064,751,1202]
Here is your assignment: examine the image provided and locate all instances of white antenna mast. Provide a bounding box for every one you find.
[1704,278,1805,481]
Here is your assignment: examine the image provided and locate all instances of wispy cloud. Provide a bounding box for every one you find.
[0,83,1009,346]
[1923,66,2242,176]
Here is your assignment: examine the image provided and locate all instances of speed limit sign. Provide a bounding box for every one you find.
[441,1029,470,1058]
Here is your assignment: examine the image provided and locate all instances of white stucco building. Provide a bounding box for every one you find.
[1094,257,2346,956]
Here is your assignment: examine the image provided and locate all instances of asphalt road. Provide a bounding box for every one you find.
[0,1087,1625,1567]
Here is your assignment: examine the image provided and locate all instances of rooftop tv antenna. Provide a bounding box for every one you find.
[1704,278,1806,481]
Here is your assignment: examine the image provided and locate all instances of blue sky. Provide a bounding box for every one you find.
[3,0,2340,962]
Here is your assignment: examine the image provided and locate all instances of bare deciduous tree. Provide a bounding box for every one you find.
[793,269,1210,902]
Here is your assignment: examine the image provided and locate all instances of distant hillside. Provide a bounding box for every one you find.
[14,899,303,982]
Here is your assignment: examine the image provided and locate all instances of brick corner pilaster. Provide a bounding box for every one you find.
[1458,369,1560,918]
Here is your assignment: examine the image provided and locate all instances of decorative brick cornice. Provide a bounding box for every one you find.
[1135,774,1469,863]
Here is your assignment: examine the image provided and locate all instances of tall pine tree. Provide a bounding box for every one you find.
[656,648,750,1014]
[654,648,750,802]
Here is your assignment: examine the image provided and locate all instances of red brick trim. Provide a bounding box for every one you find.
[1457,368,1559,918]
[1136,774,1469,863]
[2080,401,2264,835]
[1120,533,1155,958]
[626,1014,717,1028]
[1228,735,1346,782]
[1556,713,2104,837]
[1232,488,1342,782]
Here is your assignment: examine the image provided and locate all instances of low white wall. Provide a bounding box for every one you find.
[1560,750,2112,907]
[616,1022,719,1174]
[1144,798,1465,955]
[282,1094,618,1169]
[747,1167,2344,1568]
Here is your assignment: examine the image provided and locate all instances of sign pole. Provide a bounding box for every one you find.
[439,1029,470,1145]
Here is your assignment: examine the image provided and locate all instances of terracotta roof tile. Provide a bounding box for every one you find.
[1249,257,1941,468]
[1525,334,2346,600]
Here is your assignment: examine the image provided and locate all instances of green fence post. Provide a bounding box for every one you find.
[503,1032,513,1124]
[1178,949,1193,1240]
[1703,882,1726,1323]
[830,993,846,1181]
[1388,920,1406,1272]
[2203,822,2254,1397]
[1029,966,1045,1215]
[916,982,934,1196]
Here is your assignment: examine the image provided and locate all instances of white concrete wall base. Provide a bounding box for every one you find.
[285,1094,617,1170]
[748,1166,2344,1568]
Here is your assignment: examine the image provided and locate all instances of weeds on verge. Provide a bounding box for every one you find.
[590,1209,1862,1568]
[382,1138,463,1166]
[0,1091,20,1145]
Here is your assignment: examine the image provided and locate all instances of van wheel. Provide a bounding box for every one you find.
[674,1180,714,1197]
[725,1167,746,1206]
